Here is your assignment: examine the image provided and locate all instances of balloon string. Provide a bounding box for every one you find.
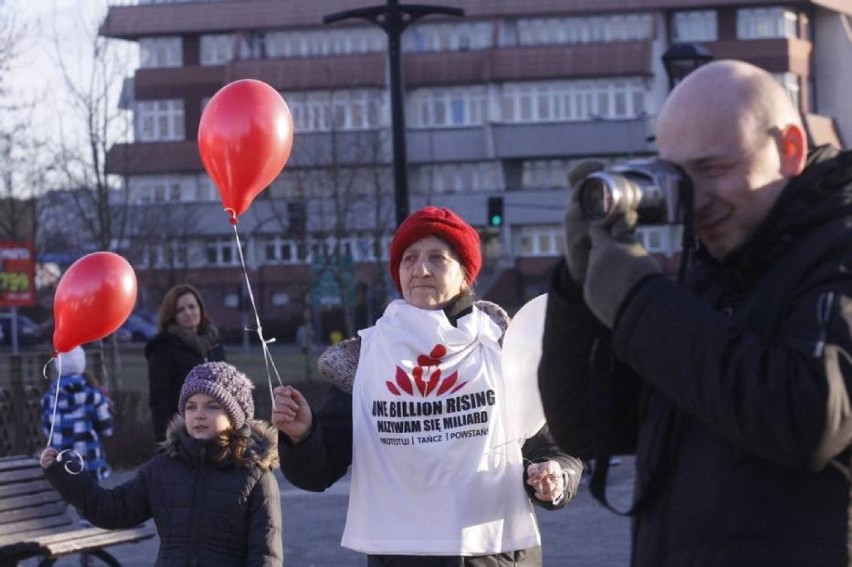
[44,355,61,448]
[42,355,86,475]
[231,223,285,409]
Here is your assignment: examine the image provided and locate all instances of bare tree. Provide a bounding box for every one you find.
[45,5,134,252]
[34,3,136,388]
[290,106,395,341]
[0,2,41,242]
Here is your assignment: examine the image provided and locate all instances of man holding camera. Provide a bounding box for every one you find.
[539,59,852,565]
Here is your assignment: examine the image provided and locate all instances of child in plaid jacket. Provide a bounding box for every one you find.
[41,346,114,481]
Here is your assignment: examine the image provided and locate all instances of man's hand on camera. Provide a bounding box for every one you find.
[584,211,660,328]
[563,160,605,283]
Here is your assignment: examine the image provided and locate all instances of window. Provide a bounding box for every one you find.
[206,238,240,266]
[137,241,189,269]
[264,237,301,264]
[136,100,184,142]
[240,31,268,59]
[672,11,718,42]
[410,162,502,194]
[156,241,188,268]
[197,175,217,202]
[259,28,386,58]
[500,19,519,47]
[500,79,647,123]
[521,160,574,190]
[402,21,493,53]
[139,37,182,68]
[352,235,384,262]
[406,87,486,128]
[775,72,801,111]
[131,175,187,203]
[512,14,652,47]
[288,90,385,132]
[272,293,290,306]
[635,225,683,256]
[737,7,798,40]
[200,34,236,65]
[518,226,562,257]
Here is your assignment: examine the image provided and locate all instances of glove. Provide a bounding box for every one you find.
[563,160,605,283]
[583,211,660,328]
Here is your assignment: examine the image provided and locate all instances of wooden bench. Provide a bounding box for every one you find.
[0,455,156,566]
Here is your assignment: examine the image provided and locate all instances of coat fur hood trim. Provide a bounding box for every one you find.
[319,300,509,394]
[162,415,280,471]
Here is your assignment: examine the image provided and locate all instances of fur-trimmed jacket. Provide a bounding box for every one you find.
[45,417,283,566]
[279,294,583,513]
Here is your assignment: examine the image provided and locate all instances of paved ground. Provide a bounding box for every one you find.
[23,458,634,566]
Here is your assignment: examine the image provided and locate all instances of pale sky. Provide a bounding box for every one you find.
[7,0,137,142]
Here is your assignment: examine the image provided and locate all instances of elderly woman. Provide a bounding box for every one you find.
[273,206,582,566]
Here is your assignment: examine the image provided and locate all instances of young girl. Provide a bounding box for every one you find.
[41,361,283,566]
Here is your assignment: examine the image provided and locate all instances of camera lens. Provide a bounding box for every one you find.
[577,177,612,221]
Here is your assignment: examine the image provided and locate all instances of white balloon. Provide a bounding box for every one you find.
[501,293,548,438]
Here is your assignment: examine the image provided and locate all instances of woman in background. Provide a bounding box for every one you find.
[146,283,226,444]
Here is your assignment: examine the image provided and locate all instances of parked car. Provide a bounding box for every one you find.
[0,313,43,346]
[118,312,158,343]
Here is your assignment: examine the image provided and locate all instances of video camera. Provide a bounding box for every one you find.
[575,158,692,226]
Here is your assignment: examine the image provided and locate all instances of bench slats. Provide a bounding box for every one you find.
[0,478,54,499]
[0,456,156,562]
[0,505,75,538]
[0,466,46,485]
[0,456,43,470]
[39,526,155,555]
[0,488,66,514]
[0,516,74,546]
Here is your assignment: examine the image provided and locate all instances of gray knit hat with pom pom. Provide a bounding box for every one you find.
[178,361,255,429]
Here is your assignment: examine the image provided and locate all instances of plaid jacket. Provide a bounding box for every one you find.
[41,373,114,481]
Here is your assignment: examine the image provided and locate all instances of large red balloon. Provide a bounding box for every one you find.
[198,79,294,218]
[53,252,138,353]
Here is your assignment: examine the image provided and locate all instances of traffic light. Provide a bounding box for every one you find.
[487,196,504,227]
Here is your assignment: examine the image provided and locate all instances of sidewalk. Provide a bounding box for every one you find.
[24,459,633,566]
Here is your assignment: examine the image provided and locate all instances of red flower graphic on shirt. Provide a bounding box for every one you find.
[385,344,466,397]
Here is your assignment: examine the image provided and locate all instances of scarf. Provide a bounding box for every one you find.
[167,323,220,358]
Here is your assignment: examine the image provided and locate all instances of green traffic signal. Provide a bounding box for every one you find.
[487,197,504,227]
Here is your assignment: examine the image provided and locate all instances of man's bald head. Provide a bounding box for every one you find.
[655,60,808,260]
[658,60,803,152]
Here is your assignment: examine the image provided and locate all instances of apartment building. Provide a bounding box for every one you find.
[98,0,851,339]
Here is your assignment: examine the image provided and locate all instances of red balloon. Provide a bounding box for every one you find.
[53,252,138,353]
[198,79,294,218]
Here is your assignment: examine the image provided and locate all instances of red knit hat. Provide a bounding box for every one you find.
[390,206,481,293]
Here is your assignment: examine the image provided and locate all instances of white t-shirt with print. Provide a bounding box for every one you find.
[341,300,541,556]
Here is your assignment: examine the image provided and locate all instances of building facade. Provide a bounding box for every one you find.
[97,0,851,340]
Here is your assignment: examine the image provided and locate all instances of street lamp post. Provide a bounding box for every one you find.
[661,43,714,91]
[324,0,463,227]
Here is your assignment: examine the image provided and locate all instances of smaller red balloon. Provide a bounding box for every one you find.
[198,79,294,218]
[53,252,138,353]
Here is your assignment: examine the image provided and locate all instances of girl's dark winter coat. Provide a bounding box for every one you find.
[44,417,283,566]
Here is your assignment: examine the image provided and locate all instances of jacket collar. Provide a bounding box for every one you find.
[162,415,279,471]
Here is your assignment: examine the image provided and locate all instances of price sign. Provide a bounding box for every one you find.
[0,242,36,307]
